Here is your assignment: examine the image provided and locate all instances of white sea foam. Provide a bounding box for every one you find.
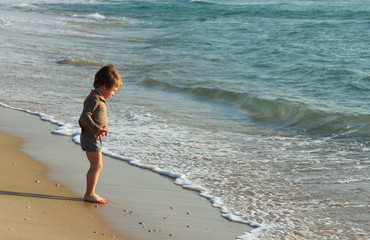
[360,147,369,152]
[71,12,142,24]
[13,3,38,10]
[152,167,183,179]
[0,17,11,27]
[9,0,83,4]
[51,124,76,136]
[73,12,106,20]
[71,133,80,144]
[190,0,284,6]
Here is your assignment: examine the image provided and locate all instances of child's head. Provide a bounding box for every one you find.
[94,65,122,90]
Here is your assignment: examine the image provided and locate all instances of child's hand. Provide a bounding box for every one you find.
[96,126,107,140]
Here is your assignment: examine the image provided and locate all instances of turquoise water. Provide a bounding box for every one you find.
[43,0,370,138]
[0,0,369,239]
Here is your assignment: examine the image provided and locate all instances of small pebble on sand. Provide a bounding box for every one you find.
[170,206,174,210]
[35,180,40,183]
[187,211,192,215]
[55,184,60,187]
[187,225,191,228]
[169,233,174,237]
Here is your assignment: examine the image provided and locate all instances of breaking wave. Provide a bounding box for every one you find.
[141,77,369,139]
[56,57,101,67]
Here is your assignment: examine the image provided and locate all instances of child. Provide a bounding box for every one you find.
[79,65,122,204]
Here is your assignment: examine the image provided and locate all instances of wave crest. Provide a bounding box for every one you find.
[141,77,369,139]
[72,12,106,20]
[56,57,101,67]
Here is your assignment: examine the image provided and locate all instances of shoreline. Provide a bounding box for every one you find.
[0,106,252,240]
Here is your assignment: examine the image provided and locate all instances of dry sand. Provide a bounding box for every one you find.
[0,106,252,240]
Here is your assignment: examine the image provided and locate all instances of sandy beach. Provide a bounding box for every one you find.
[0,106,252,240]
[0,133,127,239]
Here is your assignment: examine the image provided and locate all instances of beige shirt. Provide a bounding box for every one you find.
[79,89,108,138]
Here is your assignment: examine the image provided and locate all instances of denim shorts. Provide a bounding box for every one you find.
[80,134,102,152]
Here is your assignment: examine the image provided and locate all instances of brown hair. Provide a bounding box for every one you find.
[94,65,122,89]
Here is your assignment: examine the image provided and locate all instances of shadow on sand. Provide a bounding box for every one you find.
[0,190,84,202]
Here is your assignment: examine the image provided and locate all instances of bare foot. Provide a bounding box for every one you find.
[84,194,107,204]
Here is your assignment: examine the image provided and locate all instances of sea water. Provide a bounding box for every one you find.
[0,0,369,239]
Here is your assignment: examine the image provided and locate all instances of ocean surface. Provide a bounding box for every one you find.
[0,0,369,239]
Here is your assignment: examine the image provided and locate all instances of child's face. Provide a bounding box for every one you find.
[100,86,119,99]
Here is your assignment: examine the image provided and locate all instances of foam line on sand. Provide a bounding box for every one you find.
[0,106,252,240]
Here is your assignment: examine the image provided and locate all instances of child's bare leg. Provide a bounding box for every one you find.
[84,151,106,203]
